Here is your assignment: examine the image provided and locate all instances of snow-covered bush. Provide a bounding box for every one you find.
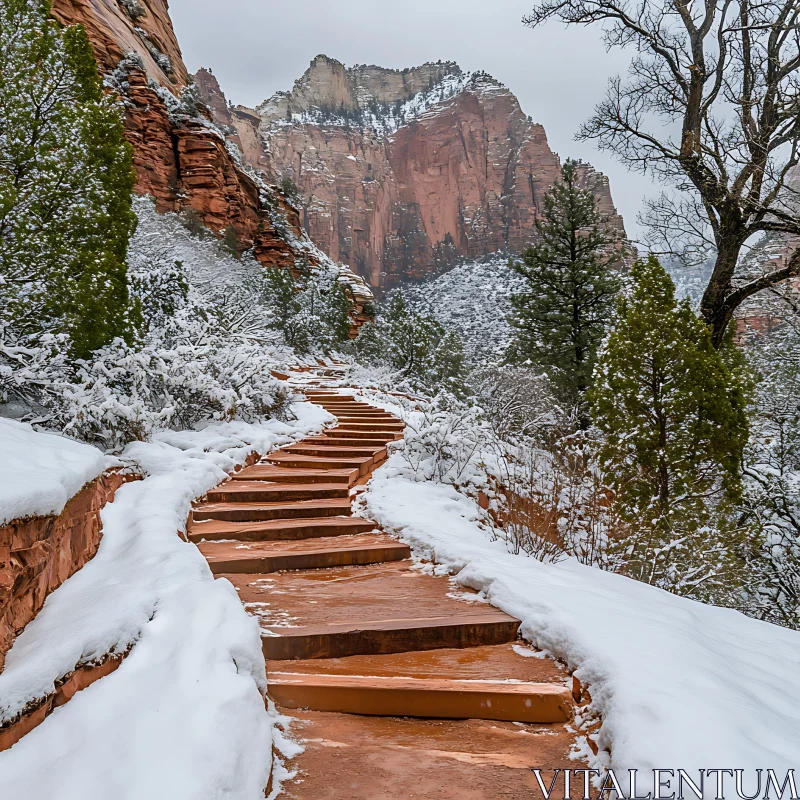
[117,0,146,20]
[0,199,299,448]
[348,292,467,396]
[739,326,800,629]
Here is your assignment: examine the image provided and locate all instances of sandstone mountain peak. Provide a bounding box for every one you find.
[195,57,626,291]
[258,55,468,128]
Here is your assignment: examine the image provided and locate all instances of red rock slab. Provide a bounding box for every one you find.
[226,561,497,628]
[231,467,360,486]
[268,673,572,723]
[188,516,376,543]
[206,482,350,504]
[267,453,374,475]
[318,429,402,440]
[192,498,352,523]
[199,533,410,574]
[226,561,520,659]
[331,421,404,431]
[305,437,396,449]
[281,444,387,459]
[259,613,520,660]
[314,405,383,412]
[276,710,584,799]
[305,393,358,401]
[319,411,395,419]
[268,642,566,684]
[0,655,124,753]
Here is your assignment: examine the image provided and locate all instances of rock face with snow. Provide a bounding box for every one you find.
[195,57,626,290]
[0,419,123,670]
[49,1,374,327]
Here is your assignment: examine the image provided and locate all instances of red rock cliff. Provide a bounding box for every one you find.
[196,57,627,290]
[49,2,373,322]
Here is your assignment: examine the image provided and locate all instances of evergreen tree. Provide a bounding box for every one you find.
[507,159,622,421]
[355,293,466,396]
[589,256,750,599]
[0,0,138,358]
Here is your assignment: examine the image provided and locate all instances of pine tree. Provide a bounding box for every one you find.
[354,293,466,396]
[589,255,751,599]
[507,159,623,422]
[0,0,138,358]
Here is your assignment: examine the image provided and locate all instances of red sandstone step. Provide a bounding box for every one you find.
[306,436,396,448]
[282,444,387,459]
[188,516,376,543]
[267,453,374,474]
[332,421,404,430]
[320,429,402,440]
[267,673,573,723]
[199,534,410,574]
[231,467,361,486]
[193,498,352,523]
[260,612,521,660]
[206,482,349,504]
[328,422,405,430]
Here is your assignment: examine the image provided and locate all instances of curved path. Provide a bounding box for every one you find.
[190,375,586,798]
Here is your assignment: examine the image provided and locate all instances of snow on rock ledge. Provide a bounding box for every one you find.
[0,419,109,526]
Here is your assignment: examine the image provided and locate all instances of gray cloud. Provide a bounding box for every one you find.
[169,0,656,240]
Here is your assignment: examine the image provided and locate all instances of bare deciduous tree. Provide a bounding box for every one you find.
[525,0,800,347]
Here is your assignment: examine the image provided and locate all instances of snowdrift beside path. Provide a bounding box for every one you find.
[0,418,109,525]
[362,460,800,774]
[0,402,333,800]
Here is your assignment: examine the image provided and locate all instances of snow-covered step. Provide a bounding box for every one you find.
[259,612,521,660]
[199,533,410,574]
[266,673,573,723]
[192,498,353,523]
[205,481,350,504]
[188,516,376,543]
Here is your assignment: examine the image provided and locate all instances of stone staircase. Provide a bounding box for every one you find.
[190,382,584,798]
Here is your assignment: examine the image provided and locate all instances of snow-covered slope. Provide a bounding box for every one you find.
[399,256,524,364]
[363,460,800,775]
[0,419,108,524]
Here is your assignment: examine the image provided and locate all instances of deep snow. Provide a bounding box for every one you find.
[0,418,109,525]
[362,458,800,774]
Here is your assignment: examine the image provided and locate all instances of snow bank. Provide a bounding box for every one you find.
[362,461,800,772]
[0,418,108,525]
[0,401,333,800]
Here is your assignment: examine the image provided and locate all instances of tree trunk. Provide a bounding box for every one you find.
[701,243,742,348]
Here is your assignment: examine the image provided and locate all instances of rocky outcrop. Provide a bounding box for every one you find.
[50,2,374,325]
[50,0,188,87]
[0,471,130,671]
[196,58,627,290]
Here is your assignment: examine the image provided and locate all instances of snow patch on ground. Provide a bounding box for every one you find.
[362,460,800,772]
[0,401,333,800]
[0,418,110,524]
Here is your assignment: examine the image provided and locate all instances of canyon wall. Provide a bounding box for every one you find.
[196,56,627,290]
[50,1,373,325]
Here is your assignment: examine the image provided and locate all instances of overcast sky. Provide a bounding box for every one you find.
[169,0,655,240]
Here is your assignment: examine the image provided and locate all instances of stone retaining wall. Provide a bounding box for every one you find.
[0,471,131,671]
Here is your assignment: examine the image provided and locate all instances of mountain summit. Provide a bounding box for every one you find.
[195,56,626,290]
